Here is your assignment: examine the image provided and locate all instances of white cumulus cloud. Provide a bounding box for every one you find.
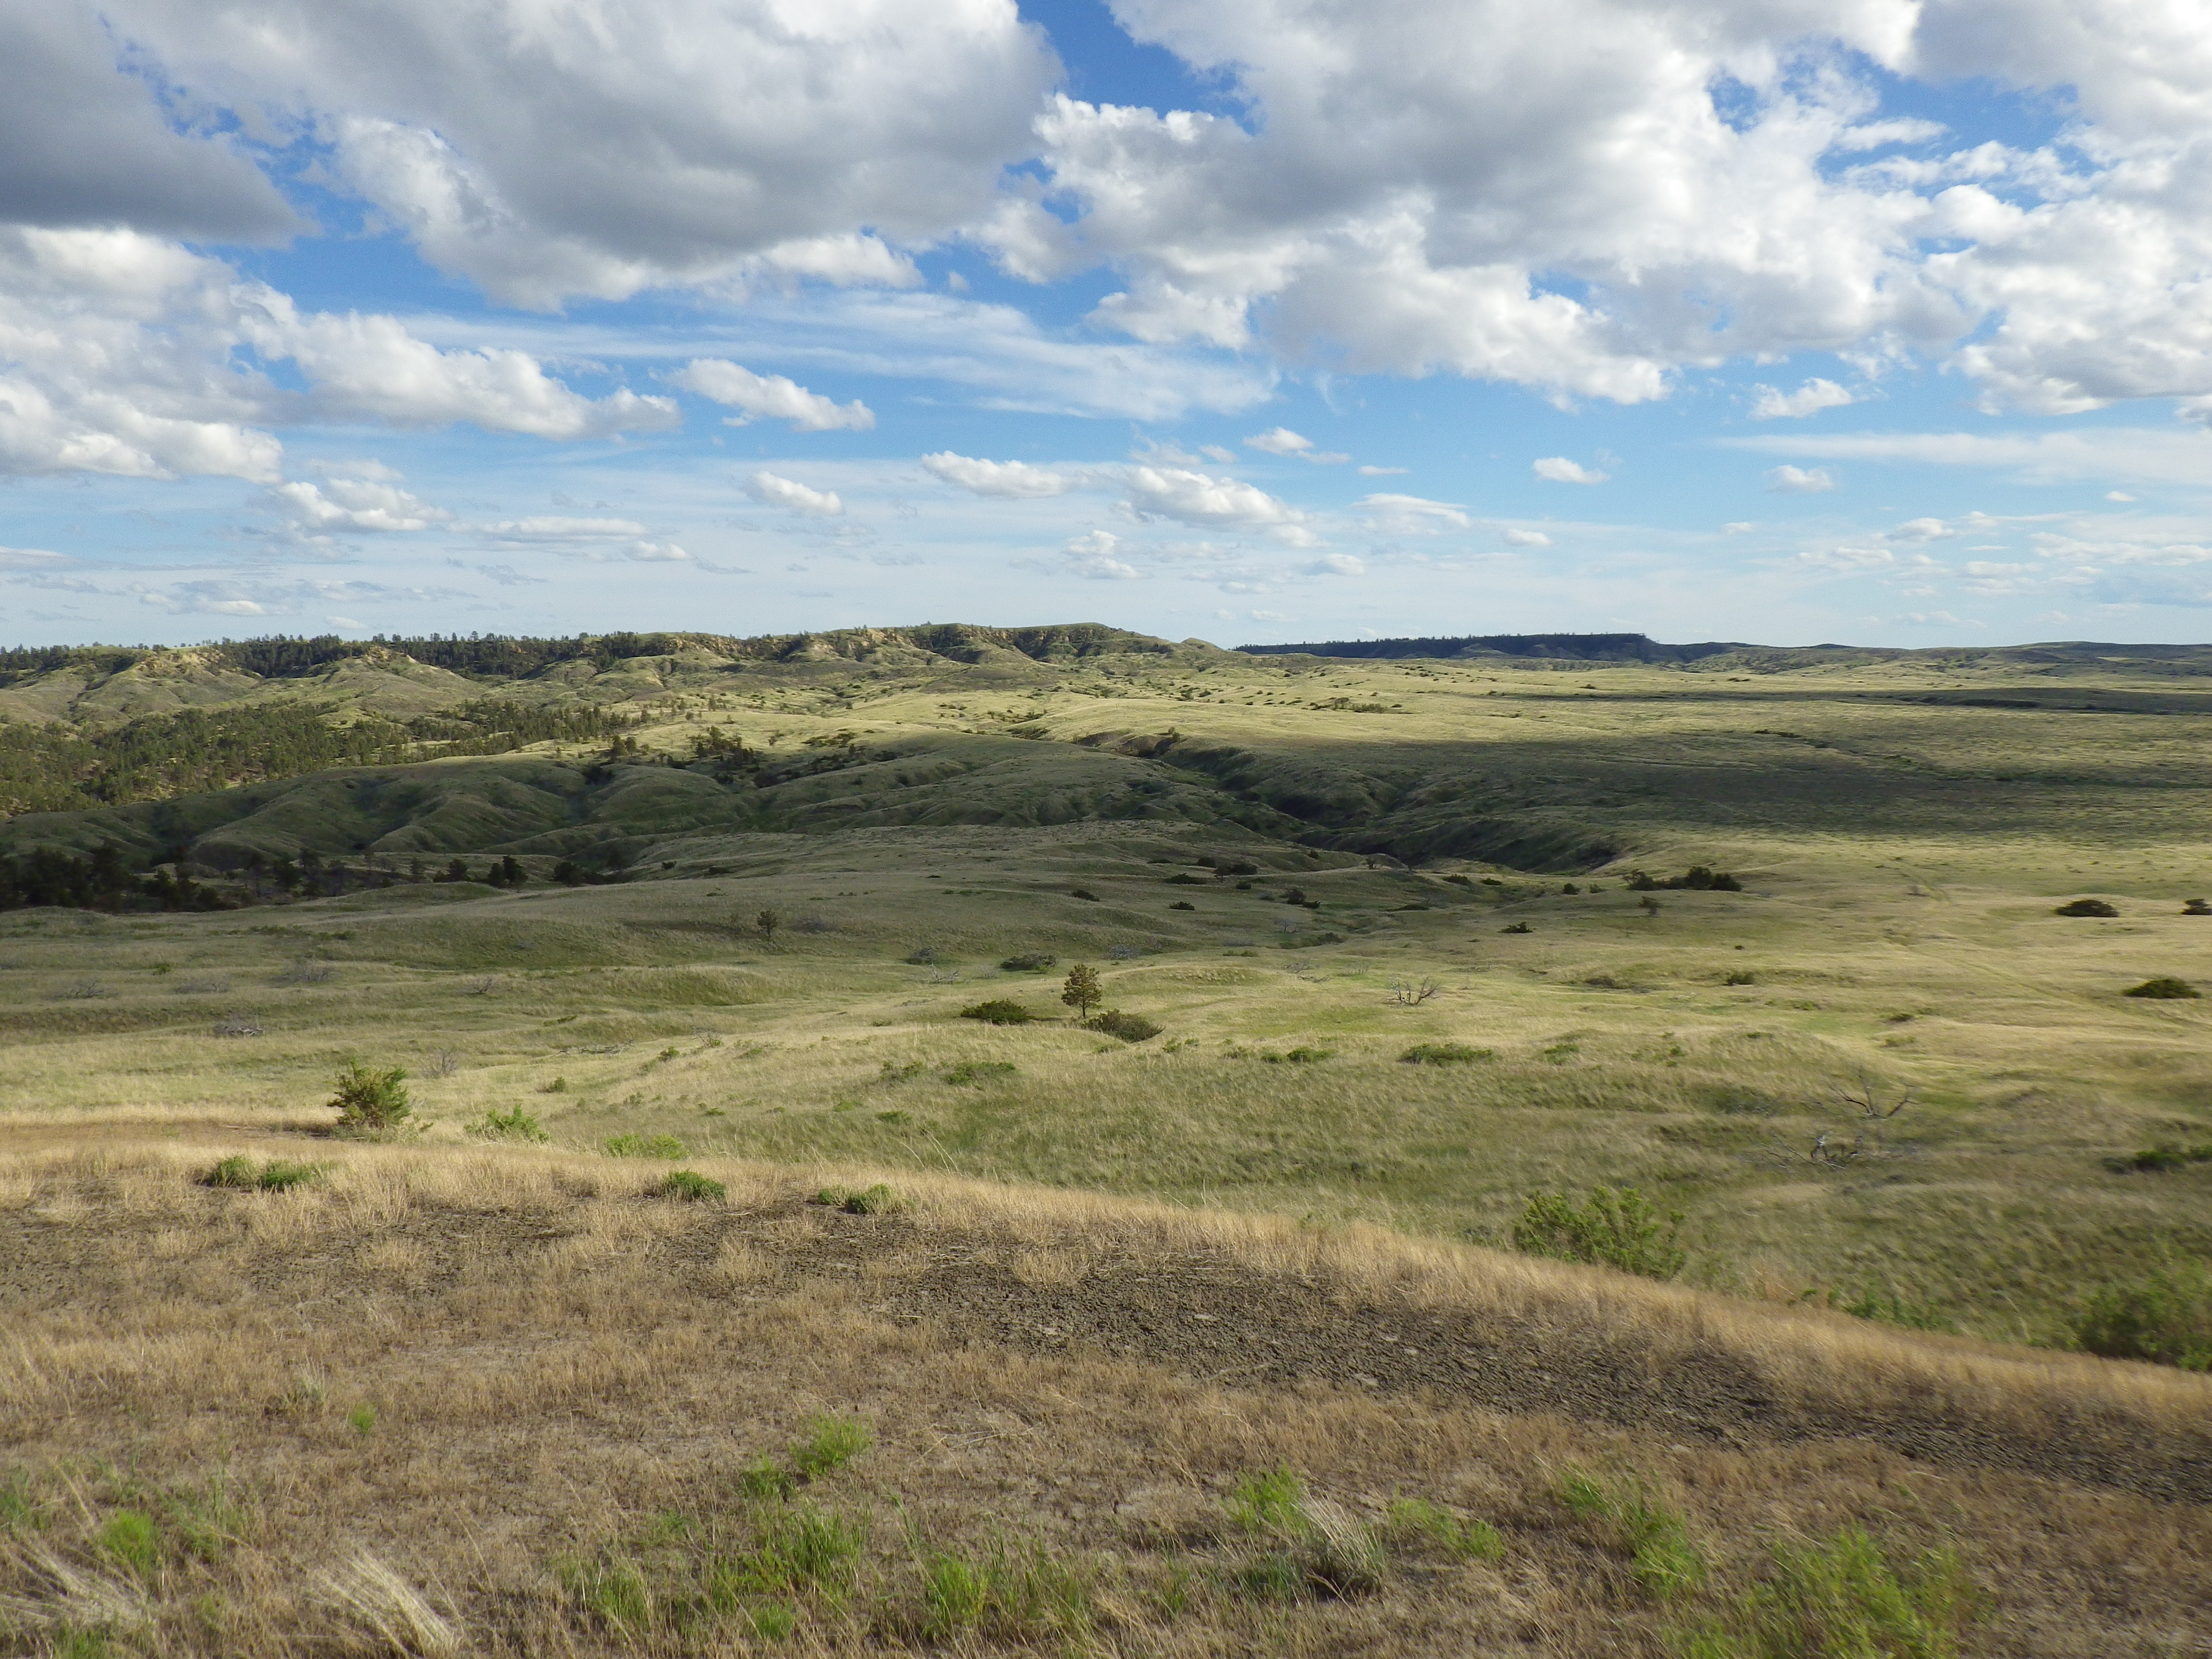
[1502,527,1552,547]
[1245,426,1348,463]
[1357,493,1471,533]
[921,452,1077,498]
[746,470,844,516]
[1061,529,1142,579]
[1122,466,1302,530]
[272,477,452,532]
[672,359,873,432]
[1766,465,1838,493]
[1751,378,1857,420]
[1534,457,1607,485]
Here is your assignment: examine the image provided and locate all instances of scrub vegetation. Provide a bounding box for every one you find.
[1,623,2209,1651]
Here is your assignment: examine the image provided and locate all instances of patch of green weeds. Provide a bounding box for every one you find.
[918,1536,1092,1641]
[660,1170,726,1202]
[1515,1186,1687,1280]
[605,1133,688,1158]
[2070,1261,2212,1370]
[1670,1528,1977,1658]
[813,1183,901,1215]
[791,1415,872,1481]
[1400,1042,1492,1064]
[202,1155,330,1191]
[1800,1286,1960,1334]
[348,1404,377,1437]
[2107,1142,2212,1173]
[1382,1498,1503,1562]
[0,1469,47,1531]
[1222,1467,1384,1601]
[1558,1470,1706,1600]
[97,1509,160,1578]
[472,1105,549,1142]
[941,1060,1017,1085]
[877,1060,925,1082]
[1263,1045,1334,1064]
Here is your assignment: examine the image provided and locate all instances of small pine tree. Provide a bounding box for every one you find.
[755,907,782,945]
[1061,962,1103,1020]
[328,1060,412,1135]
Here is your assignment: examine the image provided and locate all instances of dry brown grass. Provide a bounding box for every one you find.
[2,1129,2207,1655]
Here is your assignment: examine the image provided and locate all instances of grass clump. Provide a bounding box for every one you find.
[1558,1471,1705,1600]
[918,1537,1092,1641]
[1223,1468,1385,1601]
[203,1155,330,1192]
[942,1060,1017,1085]
[2123,976,2199,999]
[1087,1009,1162,1042]
[1400,1041,1492,1064]
[791,1415,873,1481]
[1262,1044,1334,1064]
[2055,897,2119,916]
[327,1059,412,1136]
[659,1170,726,1202]
[813,1182,901,1215]
[2070,1261,2212,1370]
[471,1105,549,1142]
[1671,1527,1976,1658]
[1802,1286,1961,1334]
[1514,1186,1687,1280]
[1382,1498,1503,1563]
[959,998,1033,1024]
[2107,1142,2212,1173]
[605,1133,688,1158]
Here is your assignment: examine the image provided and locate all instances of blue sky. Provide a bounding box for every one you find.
[4,0,2212,649]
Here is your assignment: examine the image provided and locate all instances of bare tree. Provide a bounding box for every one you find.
[1386,977,1441,1006]
[1836,1072,1912,1121]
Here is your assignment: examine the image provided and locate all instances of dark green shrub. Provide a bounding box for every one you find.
[2106,1143,2212,1173]
[1513,1186,1686,1280]
[2185,898,2211,915]
[1087,1010,1161,1042]
[1400,1042,1491,1064]
[2123,976,2199,999]
[1069,888,1099,901]
[472,1105,549,1142]
[1168,899,1196,910]
[1263,1045,1333,1063]
[999,952,1057,972]
[959,998,1033,1024]
[2071,1262,2212,1370]
[2055,897,2119,916]
[1501,921,1531,934]
[814,1182,900,1215]
[1723,970,1756,986]
[328,1059,411,1134]
[605,1133,688,1158]
[1166,872,1209,885]
[660,1170,726,1202]
[204,1155,329,1191]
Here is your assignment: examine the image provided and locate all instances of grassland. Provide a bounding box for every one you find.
[3,629,2211,1652]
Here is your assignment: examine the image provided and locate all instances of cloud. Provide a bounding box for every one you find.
[272,476,453,533]
[671,359,873,432]
[1501,527,1552,547]
[1357,493,1471,533]
[920,452,1077,498]
[627,541,691,562]
[1356,464,1408,476]
[1533,457,1607,485]
[1305,552,1365,576]
[0,2,297,242]
[480,516,650,541]
[2107,491,2137,503]
[1798,546,1895,571]
[1721,521,1755,534]
[1061,529,1142,579]
[746,470,844,516]
[1245,426,1347,463]
[90,0,1056,309]
[1887,517,1955,542]
[0,545,72,569]
[1729,427,2212,487]
[1122,466,1302,530]
[1765,464,1838,493]
[1751,378,1857,420]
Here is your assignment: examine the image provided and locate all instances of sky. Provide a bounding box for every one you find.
[4,0,2212,651]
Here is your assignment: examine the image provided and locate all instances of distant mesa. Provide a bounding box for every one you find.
[1238,632,1746,664]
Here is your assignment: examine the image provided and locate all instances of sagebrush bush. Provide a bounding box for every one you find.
[659,1170,725,1202]
[1400,1042,1491,1065]
[328,1060,412,1135]
[2123,976,2199,999]
[2055,897,2119,917]
[959,998,1033,1024]
[998,952,1057,972]
[1087,1009,1162,1042]
[2071,1262,2212,1370]
[1513,1186,1686,1280]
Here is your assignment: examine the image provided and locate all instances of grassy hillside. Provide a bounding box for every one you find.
[3,625,2210,1652]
